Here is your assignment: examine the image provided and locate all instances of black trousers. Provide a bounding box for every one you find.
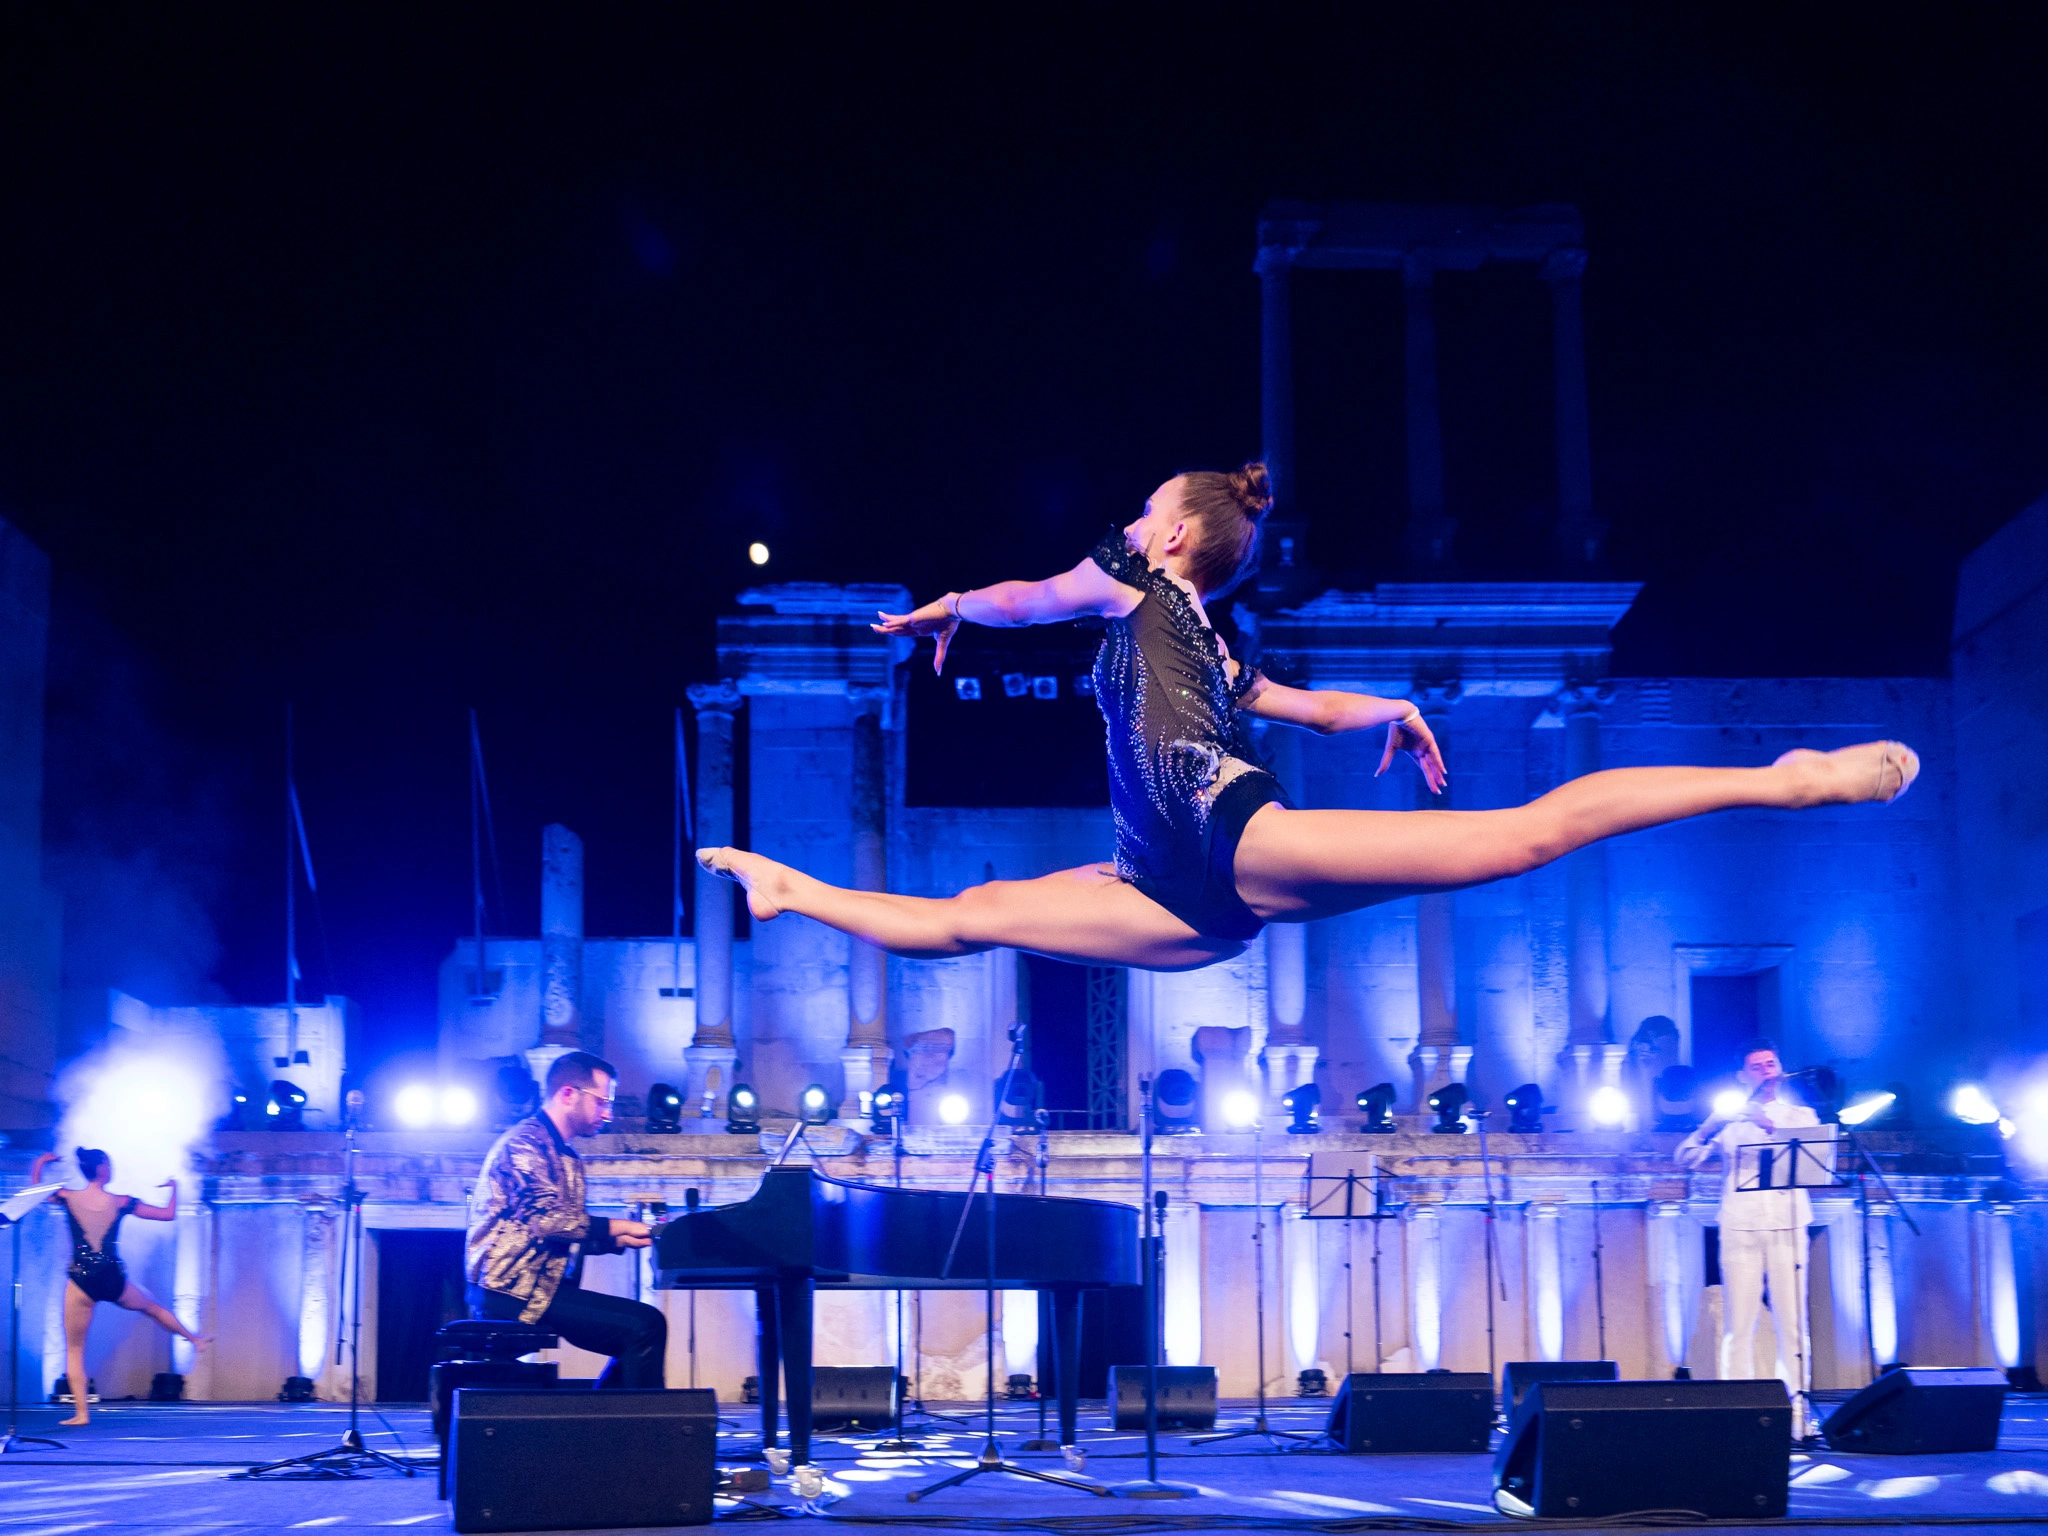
[471,1282,667,1389]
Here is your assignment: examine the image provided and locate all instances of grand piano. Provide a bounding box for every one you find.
[652,1166,1139,1464]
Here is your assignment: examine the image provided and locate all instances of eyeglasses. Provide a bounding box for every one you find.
[572,1086,616,1108]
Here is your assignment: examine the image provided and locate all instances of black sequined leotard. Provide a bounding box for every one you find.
[1087,530,1292,940]
[63,1194,134,1304]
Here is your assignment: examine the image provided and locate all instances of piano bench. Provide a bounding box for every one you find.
[434,1319,559,1363]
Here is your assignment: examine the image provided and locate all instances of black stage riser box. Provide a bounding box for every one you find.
[1822,1366,2008,1454]
[1493,1379,1789,1519]
[450,1388,717,1532]
[1327,1372,1492,1452]
[1107,1365,1218,1430]
[1502,1360,1616,1410]
[812,1366,901,1430]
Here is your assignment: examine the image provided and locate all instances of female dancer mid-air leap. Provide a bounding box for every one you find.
[699,463,1917,974]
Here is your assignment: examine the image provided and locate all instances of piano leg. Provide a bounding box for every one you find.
[755,1284,781,1450]
[777,1275,816,1468]
[1052,1288,1083,1447]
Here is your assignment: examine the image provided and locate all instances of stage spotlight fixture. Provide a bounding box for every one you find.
[996,1068,1039,1127]
[799,1083,833,1126]
[1503,1083,1545,1134]
[1295,1368,1329,1397]
[1427,1083,1469,1135]
[493,1060,538,1123]
[1951,1084,2000,1126]
[646,1082,684,1134]
[1710,1087,1747,1121]
[1152,1068,1199,1133]
[440,1086,479,1127]
[748,542,770,565]
[276,1375,317,1403]
[938,1092,971,1125]
[725,1083,762,1134]
[1221,1089,1259,1130]
[1789,1065,1843,1122]
[954,677,982,701]
[268,1080,308,1130]
[1001,672,1029,698]
[1652,1065,1699,1131]
[1589,1085,1629,1128]
[1355,1082,1398,1133]
[1006,1373,1037,1400]
[870,1084,906,1134]
[1838,1090,1896,1127]
[222,1089,255,1131]
[394,1083,435,1129]
[1282,1083,1321,1134]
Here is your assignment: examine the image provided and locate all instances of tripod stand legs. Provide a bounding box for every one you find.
[907,1438,1109,1502]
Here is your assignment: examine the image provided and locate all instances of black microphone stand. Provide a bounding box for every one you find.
[1114,1075,1193,1497]
[244,1107,413,1479]
[873,1112,925,1453]
[2,1191,62,1455]
[1018,1108,1061,1454]
[911,1023,1103,1501]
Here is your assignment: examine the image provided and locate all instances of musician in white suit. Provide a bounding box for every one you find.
[1676,1040,1820,1432]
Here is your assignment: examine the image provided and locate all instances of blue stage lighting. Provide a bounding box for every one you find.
[1282,1083,1320,1134]
[799,1083,833,1126]
[1152,1069,1199,1133]
[995,1068,1039,1127]
[1503,1083,1544,1133]
[954,677,982,701]
[1427,1082,1468,1135]
[646,1082,683,1134]
[1355,1082,1397,1133]
[268,1080,308,1131]
[870,1083,906,1134]
[726,1083,762,1134]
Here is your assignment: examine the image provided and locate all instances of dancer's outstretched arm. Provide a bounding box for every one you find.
[872,558,1139,673]
[1241,677,1448,793]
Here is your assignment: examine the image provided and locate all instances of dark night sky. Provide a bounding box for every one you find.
[3,7,2044,1069]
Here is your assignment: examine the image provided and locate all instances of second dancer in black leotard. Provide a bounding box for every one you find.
[27,1147,207,1426]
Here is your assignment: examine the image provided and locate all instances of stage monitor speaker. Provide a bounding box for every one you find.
[1492,1379,1788,1519]
[1502,1360,1617,1410]
[450,1388,717,1532]
[1822,1366,2008,1454]
[811,1366,900,1430]
[1327,1372,1492,1452]
[1107,1365,1218,1430]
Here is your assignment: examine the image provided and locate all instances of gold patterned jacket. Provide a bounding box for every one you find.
[466,1112,619,1322]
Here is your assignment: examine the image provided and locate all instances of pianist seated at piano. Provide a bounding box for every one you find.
[464,1050,665,1386]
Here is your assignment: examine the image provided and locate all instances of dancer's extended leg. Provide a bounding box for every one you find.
[116,1279,205,1346]
[696,854,1244,971]
[1235,741,1917,921]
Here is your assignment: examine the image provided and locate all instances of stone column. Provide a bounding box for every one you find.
[1408,687,1466,1110]
[1529,1202,1564,1362]
[527,823,586,1085]
[1556,685,1617,1124]
[1648,1200,1688,1375]
[1259,247,1295,512]
[1983,1200,2021,1371]
[1260,727,1315,1113]
[685,682,743,1115]
[1543,247,1604,570]
[298,1202,337,1394]
[173,1193,213,1394]
[1410,1202,1444,1371]
[840,686,891,1118]
[904,1027,957,1125]
[1866,1205,1899,1371]
[1403,258,1455,572]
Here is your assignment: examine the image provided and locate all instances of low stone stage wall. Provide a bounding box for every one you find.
[5,1129,2039,1405]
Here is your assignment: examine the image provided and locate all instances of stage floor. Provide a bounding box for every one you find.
[1,1394,2044,1534]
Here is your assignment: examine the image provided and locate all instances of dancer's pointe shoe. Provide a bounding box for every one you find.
[1773,741,1919,806]
[694,846,786,921]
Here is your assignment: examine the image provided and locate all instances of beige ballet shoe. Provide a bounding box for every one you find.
[1872,741,1918,804]
[695,846,785,921]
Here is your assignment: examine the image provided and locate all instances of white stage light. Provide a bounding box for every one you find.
[938,1092,970,1125]
[1838,1091,1896,1127]
[1711,1088,1746,1120]
[1589,1086,1628,1127]
[748,542,770,565]
[395,1083,436,1128]
[1222,1089,1258,1129]
[440,1086,479,1126]
[1951,1084,2000,1126]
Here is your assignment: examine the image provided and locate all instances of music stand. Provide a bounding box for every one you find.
[1302,1159,1404,1377]
[2,1185,64,1456]
[1733,1130,1841,1442]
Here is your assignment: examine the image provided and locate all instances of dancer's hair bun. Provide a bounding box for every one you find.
[1229,462,1273,520]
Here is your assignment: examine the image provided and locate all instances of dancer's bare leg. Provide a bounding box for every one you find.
[60,1281,93,1425]
[697,853,1244,971]
[116,1280,207,1347]
[1237,741,1918,921]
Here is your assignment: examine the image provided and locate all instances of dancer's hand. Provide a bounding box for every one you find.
[872,597,963,674]
[1377,711,1448,794]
